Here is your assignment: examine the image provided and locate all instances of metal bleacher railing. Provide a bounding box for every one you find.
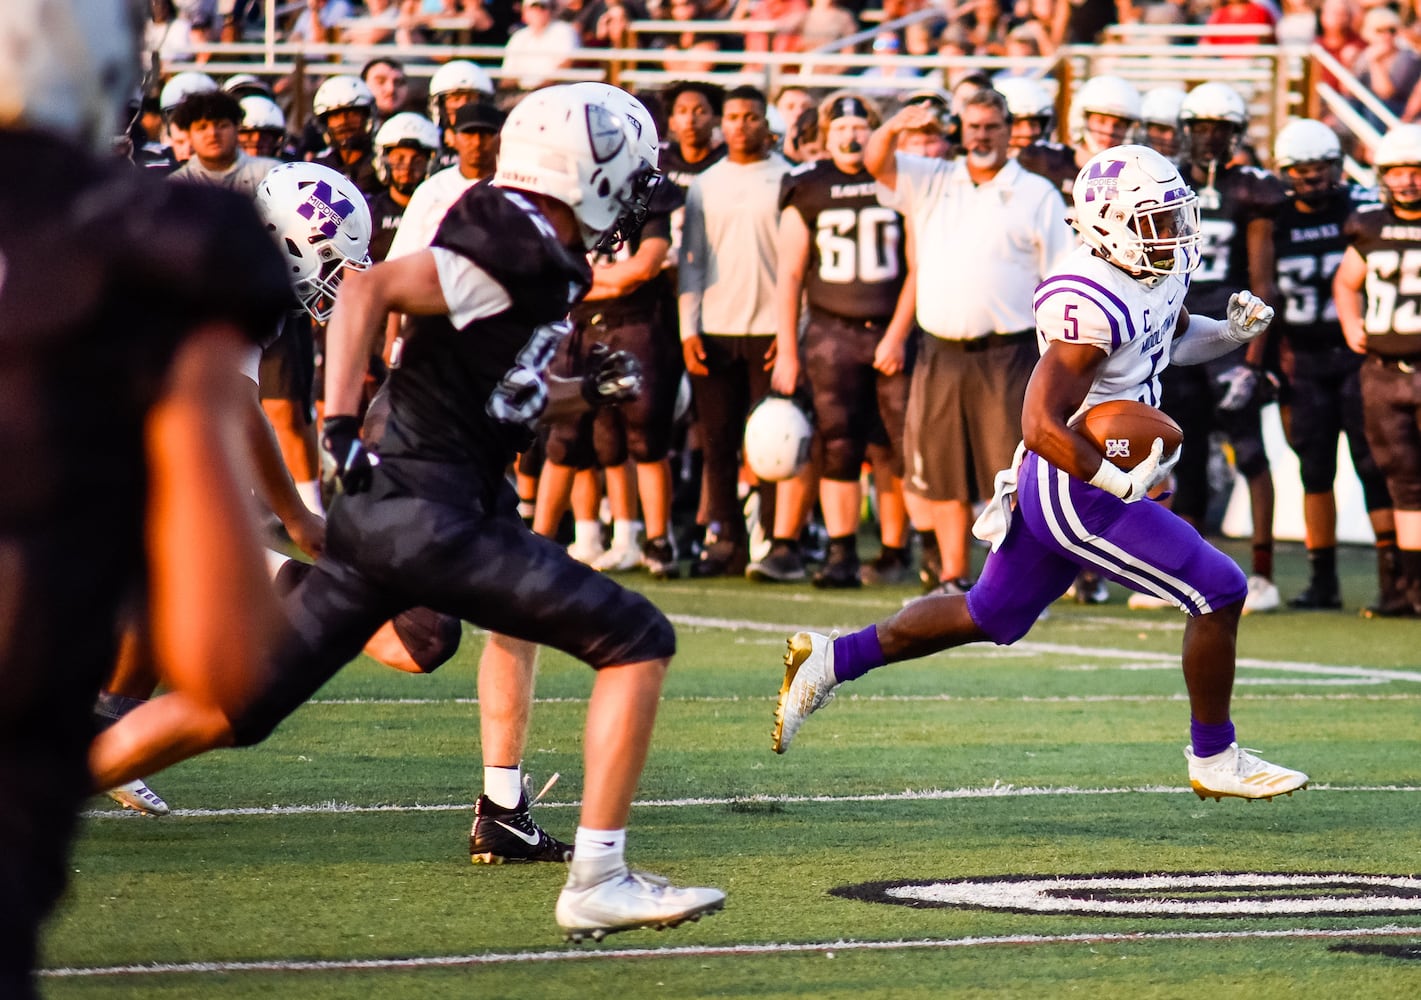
[165,4,1393,175]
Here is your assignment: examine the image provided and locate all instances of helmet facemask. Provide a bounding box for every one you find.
[1281,159,1342,209]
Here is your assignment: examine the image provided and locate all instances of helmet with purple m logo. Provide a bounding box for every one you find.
[1072,144,1201,287]
[256,161,373,322]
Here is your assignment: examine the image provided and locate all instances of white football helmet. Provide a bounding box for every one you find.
[1072,75,1141,154]
[313,75,375,121]
[996,78,1054,124]
[222,73,273,100]
[1140,87,1185,129]
[494,85,658,253]
[374,112,440,187]
[1180,82,1248,166]
[240,96,286,133]
[256,162,373,323]
[1073,145,1202,287]
[160,71,219,116]
[1374,124,1421,210]
[1274,118,1342,168]
[744,397,814,482]
[569,82,660,169]
[0,0,144,152]
[428,60,496,127]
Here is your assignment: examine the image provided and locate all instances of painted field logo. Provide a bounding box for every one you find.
[833,873,1421,917]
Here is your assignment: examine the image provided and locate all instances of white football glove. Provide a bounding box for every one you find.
[1226,290,1274,344]
[1088,437,1181,503]
[1215,363,1259,412]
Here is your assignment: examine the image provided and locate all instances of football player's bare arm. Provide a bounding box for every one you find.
[1332,247,1369,354]
[771,205,811,395]
[90,325,285,790]
[874,217,916,376]
[243,383,325,558]
[864,105,935,188]
[1020,341,1112,481]
[325,251,448,416]
[586,235,670,301]
[1243,216,1278,367]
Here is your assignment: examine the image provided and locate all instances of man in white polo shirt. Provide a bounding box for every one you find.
[865,87,1073,594]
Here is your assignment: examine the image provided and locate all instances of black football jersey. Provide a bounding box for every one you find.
[0,129,291,527]
[366,189,406,263]
[1273,184,1376,350]
[313,146,383,199]
[570,195,678,324]
[1017,141,1079,199]
[1182,162,1286,317]
[659,141,727,195]
[779,159,906,320]
[379,184,592,476]
[1344,202,1421,357]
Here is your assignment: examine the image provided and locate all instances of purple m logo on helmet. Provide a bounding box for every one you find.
[1081,159,1127,203]
[297,180,355,239]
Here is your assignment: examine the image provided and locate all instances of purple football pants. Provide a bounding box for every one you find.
[967,451,1248,645]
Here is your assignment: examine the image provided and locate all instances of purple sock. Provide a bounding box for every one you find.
[832,627,885,683]
[1190,718,1236,758]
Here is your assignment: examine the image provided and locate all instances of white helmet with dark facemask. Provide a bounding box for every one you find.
[494,85,659,253]
[1073,144,1202,287]
[256,162,373,323]
[0,0,145,151]
[374,112,440,190]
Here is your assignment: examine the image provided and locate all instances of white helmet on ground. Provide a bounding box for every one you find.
[0,0,144,152]
[568,82,660,169]
[1374,124,1421,210]
[494,85,659,252]
[428,60,495,127]
[240,96,286,133]
[160,71,219,116]
[1073,144,1201,287]
[744,397,814,482]
[256,162,373,323]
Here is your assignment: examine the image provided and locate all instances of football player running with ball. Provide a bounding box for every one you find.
[771,145,1311,804]
[88,85,724,941]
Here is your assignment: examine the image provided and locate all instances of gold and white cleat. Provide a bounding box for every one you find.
[1185,743,1309,802]
[771,631,838,754]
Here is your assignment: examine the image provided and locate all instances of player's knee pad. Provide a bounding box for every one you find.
[391,608,461,673]
[820,435,864,483]
[593,601,677,667]
[1232,434,1269,481]
[1296,444,1339,496]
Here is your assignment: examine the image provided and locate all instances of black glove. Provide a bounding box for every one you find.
[581,342,643,406]
[321,415,377,495]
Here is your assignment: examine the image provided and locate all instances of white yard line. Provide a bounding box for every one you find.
[82,782,1421,820]
[41,924,1421,978]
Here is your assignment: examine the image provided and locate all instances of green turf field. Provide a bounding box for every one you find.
[41,539,1421,998]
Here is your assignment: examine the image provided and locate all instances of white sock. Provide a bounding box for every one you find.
[569,827,626,885]
[611,518,639,549]
[483,765,523,809]
[573,519,602,548]
[295,480,324,515]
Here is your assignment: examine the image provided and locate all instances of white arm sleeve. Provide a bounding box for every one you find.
[1170,313,1242,366]
[431,247,513,328]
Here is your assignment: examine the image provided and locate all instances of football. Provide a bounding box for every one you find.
[1071,400,1183,471]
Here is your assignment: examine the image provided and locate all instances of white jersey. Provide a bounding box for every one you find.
[1033,244,1189,419]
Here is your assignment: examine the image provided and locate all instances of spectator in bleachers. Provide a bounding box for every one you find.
[655,0,725,74]
[146,0,199,60]
[964,0,1014,54]
[1316,0,1365,84]
[858,32,925,97]
[736,0,810,68]
[1201,0,1277,44]
[586,0,649,48]
[1117,0,1187,25]
[796,0,861,58]
[288,0,356,42]
[501,0,583,90]
[1052,0,1119,45]
[1351,6,1421,121]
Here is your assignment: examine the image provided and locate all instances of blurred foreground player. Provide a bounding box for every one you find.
[771,146,1310,804]
[0,1,292,993]
[87,85,725,941]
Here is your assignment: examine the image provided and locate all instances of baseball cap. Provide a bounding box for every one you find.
[453,102,505,133]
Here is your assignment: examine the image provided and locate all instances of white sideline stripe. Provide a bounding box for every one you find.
[41,924,1421,978]
[306,692,1421,705]
[664,614,1421,685]
[82,783,1421,820]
